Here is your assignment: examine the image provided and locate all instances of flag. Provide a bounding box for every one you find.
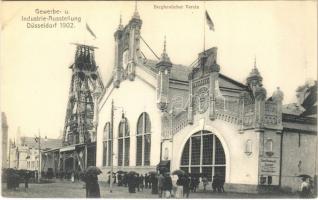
[205,10,215,31]
[86,23,97,39]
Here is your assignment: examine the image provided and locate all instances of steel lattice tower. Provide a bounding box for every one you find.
[62,44,104,146]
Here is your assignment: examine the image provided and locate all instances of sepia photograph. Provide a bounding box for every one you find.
[0,1,317,198]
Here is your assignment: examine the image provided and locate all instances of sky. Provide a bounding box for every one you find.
[1,1,317,140]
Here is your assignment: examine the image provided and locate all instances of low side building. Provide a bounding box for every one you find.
[280,81,317,192]
[8,136,62,172]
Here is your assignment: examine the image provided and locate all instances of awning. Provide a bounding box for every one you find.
[59,146,75,152]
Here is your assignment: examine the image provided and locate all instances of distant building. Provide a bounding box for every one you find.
[1,112,8,168]
[8,136,62,171]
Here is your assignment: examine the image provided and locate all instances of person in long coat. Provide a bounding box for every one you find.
[162,173,173,198]
[151,174,158,194]
[299,177,311,198]
[86,174,101,198]
[24,171,30,191]
[202,176,209,191]
[144,173,149,189]
[175,175,184,198]
[122,174,127,187]
[158,173,164,197]
[139,174,145,191]
[128,174,136,193]
[212,175,219,192]
[182,174,190,198]
[219,175,225,193]
[118,174,122,186]
[136,174,140,192]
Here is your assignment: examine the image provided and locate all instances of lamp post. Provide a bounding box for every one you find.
[8,139,12,168]
[35,130,47,182]
[110,99,125,193]
[92,87,102,142]
[110,100,114,193]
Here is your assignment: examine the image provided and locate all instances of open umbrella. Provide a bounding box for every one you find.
[297,174,311,179]
[148,171,157,175]
[86,166,102,175]
[128,171,138,175]
[172,169,185,176]
[116,170,125,174]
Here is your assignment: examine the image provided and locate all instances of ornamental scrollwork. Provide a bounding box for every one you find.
[193,86,209,114]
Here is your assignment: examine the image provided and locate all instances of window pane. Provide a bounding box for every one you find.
[125,121,130,136]
[214,166,226,183]
[144,134,151,166]
[215,137,226,165]
[118,123,123,138]
[202,167,212,181]
[136,136,142,166]
[145,113,151,133]
[202,134,213,165]
[118,139,123,166]
[180,132,226,183]
[103,123,109,140]
[124,138,130,166]
[180,167,189,173]
[108,124,112,139]
[191,136,201,165]
[103,142,107,166]
[202,130,211,135]
[181,140,189,165]
[137,115,143,135]
[107,140,112,166]
[265,139,273,152]
[192,132,201,136]
[190,167,200,174]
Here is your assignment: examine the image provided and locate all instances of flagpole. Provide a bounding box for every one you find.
[203,1,206,54]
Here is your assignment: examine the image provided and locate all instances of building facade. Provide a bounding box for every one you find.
[92,9,316,193]
[2,112,8,168]
[8,136,62,172]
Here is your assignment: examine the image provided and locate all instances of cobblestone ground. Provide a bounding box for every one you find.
[2,180,299,198]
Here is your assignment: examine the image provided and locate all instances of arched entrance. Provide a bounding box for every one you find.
[180,130,226,182]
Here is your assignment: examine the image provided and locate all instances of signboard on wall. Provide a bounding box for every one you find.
[259,157,280,176]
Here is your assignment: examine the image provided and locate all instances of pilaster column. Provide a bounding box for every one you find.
[188,79,194,124]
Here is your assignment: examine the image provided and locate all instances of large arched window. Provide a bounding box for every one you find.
[118,117,130,166]
[136,112,151,166]
[180,130,226,182]
[102,122,112,166]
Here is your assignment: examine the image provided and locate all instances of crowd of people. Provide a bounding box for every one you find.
[4,167,316,198]
[102,170,225,198]
[111,172,162,194]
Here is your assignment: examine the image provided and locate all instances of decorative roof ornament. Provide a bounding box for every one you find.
[159,35,171,63]
[211,59,220,73]
[118,14,123,30]
[246,56,263,86]
[250,56,261,77]
[272,87,284,102]
[156,36,172,70]
[132,1,140,19]
[254,55,257,69]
